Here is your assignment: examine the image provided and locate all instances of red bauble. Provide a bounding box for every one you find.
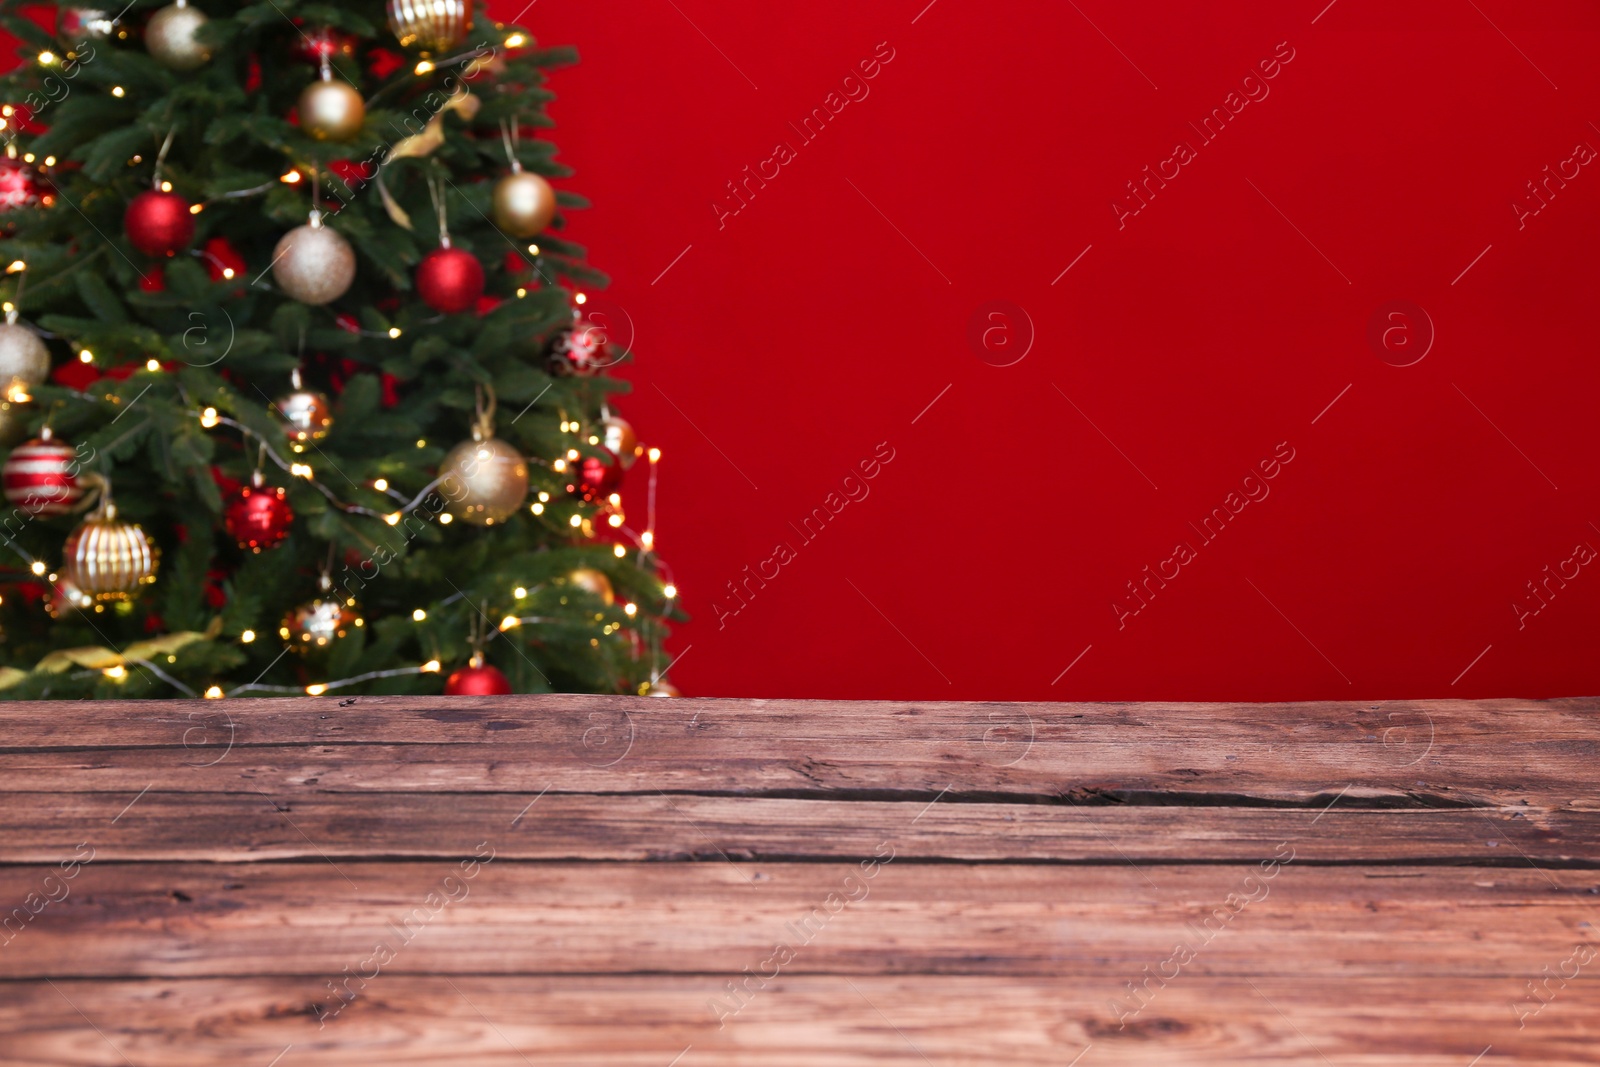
[566,452,623,502]
[200,236,246,282]
[547,317,613,377]
[223,480,293,552]
[124,190,194,257]
[0,157,40,212]
[416,246,484,314]
[444,662,512,696]
[2,434,84,516]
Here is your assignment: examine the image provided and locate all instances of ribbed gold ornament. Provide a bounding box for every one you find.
[387,0,472,52]
[62,503,158,601]
[566,567,615,606]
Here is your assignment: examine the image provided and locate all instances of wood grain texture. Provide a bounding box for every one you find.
[1,861,1596,979]
[1,976,1594,1066]
[0,792,1595,865]
[0,695,1595,1065]
[0,695,1594,806]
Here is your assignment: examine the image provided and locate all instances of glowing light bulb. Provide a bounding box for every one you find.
[527,244,539,255]
[504,33,526,46]
[566,449,579,461]
[516,287,527,298]
[241,630,256,643]
[204,686,223,699]
[159,181,172,193]
[648,448,662,463]
[574,292,587,305]
[538,492,551,503]
[384,512,401,526]
[607,514,622,527]
[664,584,678,599]
[421,659,441,673]
[189,203,203,215]
[111,86,124,98]
[306,683,328,696]
[37,52,56,65]
[514,587,528,598]
[530,502,543,515]
[624,602,637,616]
[281,170,302,184]
[439,512,453,524]
[5,260,23,274]
[500,615,520,631]
[569,514,582,527]
[613,544,626,558]
[415,60,434,74]
[412,608,427,621]
[42,156,53,167]
[29,561,45,575]
[388,327,401,338]
[103,665,126,680]
[200,407,218,428]
[641,531,655,550]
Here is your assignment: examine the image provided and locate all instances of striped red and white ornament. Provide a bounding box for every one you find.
[2,430,84,516]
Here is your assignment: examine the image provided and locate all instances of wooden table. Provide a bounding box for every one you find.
[0,695,1596,1065]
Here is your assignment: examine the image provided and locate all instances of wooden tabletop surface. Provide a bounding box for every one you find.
[0,695,1596,1065]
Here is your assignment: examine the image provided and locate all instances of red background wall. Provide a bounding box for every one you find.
[21,2,1600,702]
[517,0,1600,701]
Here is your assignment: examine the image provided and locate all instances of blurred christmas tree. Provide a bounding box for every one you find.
[0,1,683,699]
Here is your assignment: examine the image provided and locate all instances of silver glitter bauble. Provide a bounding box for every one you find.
[440,436,528,525]
[0,322,50,395]
[272,216,355,305]
[283,596,360,648]
[145,1,211,71]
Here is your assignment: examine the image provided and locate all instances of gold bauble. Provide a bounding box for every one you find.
[602,415,639,469]
[492,171,556,238]
[299,77,365,142]
[283,597,359,648]
[388,0,472,52]
[0,322,50,395]
[567,567,615,606]
[272,216,356,305]
[62,508,159,601]
[441,436,528,525]
[274,389,333,444]
[145,0,211,71]
[646,680,681,698]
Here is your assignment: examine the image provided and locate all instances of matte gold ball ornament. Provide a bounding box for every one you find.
[62,499,159,601]
[0,318,50,397]
[492,169,556,238]
[440,387,528,526]
[145,0,211,71]
[387,0,472,52]
[273,211,356,305]
[298,66,365,142]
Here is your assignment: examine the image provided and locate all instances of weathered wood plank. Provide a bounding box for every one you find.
[0,975,1591,1066]
[2,861,1595,979]
[0,694,1594,807]
[0,792,1594,865]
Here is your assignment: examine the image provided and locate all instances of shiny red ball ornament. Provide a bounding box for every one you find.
[124,190,195,257]
[566,451,623,502]
[444,660,512,696]
[416,246,484,314]
[2,432,85,516]
[223,477,293,553]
